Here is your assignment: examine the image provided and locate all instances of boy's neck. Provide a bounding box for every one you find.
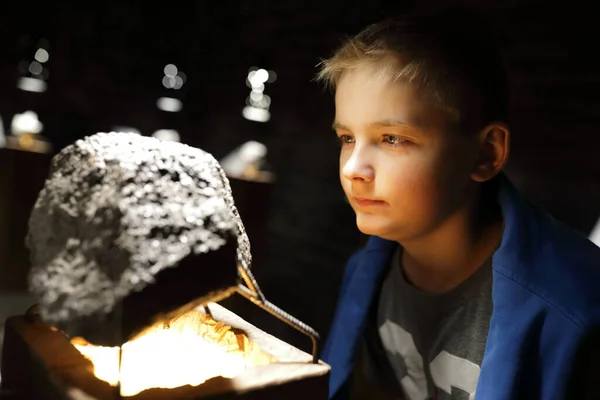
[399,183,504,294]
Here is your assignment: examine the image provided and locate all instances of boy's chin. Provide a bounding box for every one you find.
[355,214,400,241]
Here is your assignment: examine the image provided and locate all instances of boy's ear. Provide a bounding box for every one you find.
[471,122,510,183]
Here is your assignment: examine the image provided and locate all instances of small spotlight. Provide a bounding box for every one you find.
[11,110,43,135]
[157,97,183,112]
[17,77,47,93]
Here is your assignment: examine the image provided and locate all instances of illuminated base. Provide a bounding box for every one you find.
[1,303,330,400]
[5,134,52,154]
[72,307,276,397]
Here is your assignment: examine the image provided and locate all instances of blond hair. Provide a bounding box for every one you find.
[316,8,508,132]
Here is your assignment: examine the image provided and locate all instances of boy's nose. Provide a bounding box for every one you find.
[342,148,374,182]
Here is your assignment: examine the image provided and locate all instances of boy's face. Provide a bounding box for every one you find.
[334,62,479,242]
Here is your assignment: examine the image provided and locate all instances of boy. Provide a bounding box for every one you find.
[316,7,600,400]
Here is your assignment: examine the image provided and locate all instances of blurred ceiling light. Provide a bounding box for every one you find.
[162,64,186,90]
[34,48,49,63]
[262,95,272,107]
[590,217,600,247]
[242,106,270,123]
[11,111,43,135]
[17,77,47,93]
[157,97,183,112]
[243,66,273,123]
[173,76,184,90]
[254,69,269,83]
[29,61,43,75]
[247,94,270,109]
[247,71,268,90]
[250,91,263,102]
[247,68,276,85]
[152,129,180,142]
[113,126,141,135]
[164,64,178,78]
[162,76,176,89]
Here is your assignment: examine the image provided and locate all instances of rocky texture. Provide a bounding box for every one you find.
[26,132,251,329]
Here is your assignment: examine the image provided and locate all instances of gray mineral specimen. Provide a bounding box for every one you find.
[26,132,251,326]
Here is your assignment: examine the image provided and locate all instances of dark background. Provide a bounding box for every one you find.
[0,0,599,354]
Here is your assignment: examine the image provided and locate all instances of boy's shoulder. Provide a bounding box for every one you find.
[494,175,600,329]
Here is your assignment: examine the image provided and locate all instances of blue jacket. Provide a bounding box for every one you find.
[323,174,600,399]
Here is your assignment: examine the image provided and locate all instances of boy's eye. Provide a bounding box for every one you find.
[337,134,354,145]
[383,134,407,146]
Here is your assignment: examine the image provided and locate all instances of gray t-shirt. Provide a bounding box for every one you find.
[356,247,493,400]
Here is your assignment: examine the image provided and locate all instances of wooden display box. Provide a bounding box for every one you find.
[1,303,330,400]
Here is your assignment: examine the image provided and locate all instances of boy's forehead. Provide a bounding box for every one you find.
[336,61,397,89]
[333,64,436,131]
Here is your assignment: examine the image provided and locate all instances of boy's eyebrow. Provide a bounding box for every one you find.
[332,118,423,131]
[370,119,422,129]
[331,121,350,131]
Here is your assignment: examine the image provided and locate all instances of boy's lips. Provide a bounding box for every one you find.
[353,197,386,207]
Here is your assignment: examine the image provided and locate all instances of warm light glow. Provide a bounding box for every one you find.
[17,133,35,150]
[72,308,276,397]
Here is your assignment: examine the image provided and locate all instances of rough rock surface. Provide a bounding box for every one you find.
[26,132,251,326]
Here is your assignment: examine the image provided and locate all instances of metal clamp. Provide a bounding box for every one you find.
[235,259,320,364]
